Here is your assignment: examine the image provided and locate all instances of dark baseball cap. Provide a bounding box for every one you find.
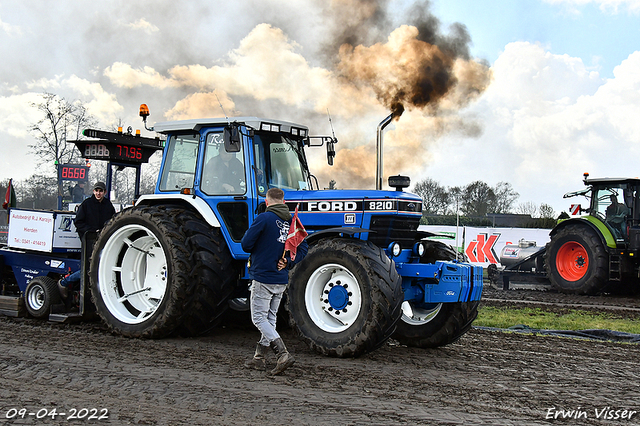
[94,181,106,191]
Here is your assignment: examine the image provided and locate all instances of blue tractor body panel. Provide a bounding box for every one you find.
[396,260,483,303]
[0,247,80,293]
[148,118,483,307]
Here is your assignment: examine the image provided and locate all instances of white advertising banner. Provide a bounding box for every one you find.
[8,209,55,252]
[53,213,81,250]
[420,225,551,267]
[419,225,464,251]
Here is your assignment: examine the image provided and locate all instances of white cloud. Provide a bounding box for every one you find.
[25,76,63,91]
[125,18,159,34]
[0,14,22,37]
[65,76,124,124]
[105,23,379,119]
[0,92,42,138]
[543,0,640,13]
[421,42,640,213]
[104,62,179,90]
[0,92,44,180]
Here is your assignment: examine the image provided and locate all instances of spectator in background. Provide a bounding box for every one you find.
[71,182,86,203]
[58,181,115,299]
[74,181,115,239]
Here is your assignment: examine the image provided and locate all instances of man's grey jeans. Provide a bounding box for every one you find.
[250,280,287,346]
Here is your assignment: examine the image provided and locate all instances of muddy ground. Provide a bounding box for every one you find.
[1,286,639,426]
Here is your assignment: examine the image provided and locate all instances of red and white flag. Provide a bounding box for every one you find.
[285,205,307,261]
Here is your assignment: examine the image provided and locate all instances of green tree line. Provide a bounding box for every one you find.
[412,177,558,228]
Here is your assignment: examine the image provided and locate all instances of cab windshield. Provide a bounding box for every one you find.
[252,132,309,195]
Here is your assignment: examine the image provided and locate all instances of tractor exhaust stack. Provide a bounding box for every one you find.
[376,113,394,190]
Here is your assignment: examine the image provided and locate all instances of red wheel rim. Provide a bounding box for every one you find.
[556,241,589,281]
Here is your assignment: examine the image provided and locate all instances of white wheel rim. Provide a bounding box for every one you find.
[27,284,45,310]
[400,301,442,325]
[304,263,362,333]
[98,224,167,324]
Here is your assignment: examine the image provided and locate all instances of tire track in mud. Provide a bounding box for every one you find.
[0,314,639,425]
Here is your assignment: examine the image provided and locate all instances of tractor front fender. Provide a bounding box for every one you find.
[550,217,616,249]
[135,194,221,228]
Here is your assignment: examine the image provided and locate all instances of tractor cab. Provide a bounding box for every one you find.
[149,116,333,256]
[565,174,640,249]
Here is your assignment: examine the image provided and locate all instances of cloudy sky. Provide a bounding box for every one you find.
[1,0,639,214]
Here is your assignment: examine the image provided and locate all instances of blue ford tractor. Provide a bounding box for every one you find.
[82,107,483,357]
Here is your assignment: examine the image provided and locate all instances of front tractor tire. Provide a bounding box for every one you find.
[287,238,403,357]
[90,205,236,338]
[25,276,61,319]
[545,224,608,295]
[392,241,480,348]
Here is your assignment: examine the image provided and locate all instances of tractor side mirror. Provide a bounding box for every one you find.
[326,139,336,166]
[224,125,241,153]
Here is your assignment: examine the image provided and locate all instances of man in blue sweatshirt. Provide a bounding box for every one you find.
[241,187,308,375]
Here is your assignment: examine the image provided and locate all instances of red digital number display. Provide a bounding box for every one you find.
[60,165,88,181]
[116,144,143,160]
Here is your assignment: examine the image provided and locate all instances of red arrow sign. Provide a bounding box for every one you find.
[465,233,500,264]
[465,240,478,263]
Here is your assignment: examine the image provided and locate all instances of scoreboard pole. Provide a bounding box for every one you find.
[57,163,62,210]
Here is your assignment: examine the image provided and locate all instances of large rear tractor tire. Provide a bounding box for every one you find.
[177,219,240,336]
[545,224,608,295]
[90,205,237,338]
[25,276,61,320]
[393,240,480,348]
[287,238,403,357]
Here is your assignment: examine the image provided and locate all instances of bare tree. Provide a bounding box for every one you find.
[413,177,450,214]
[539,203,556,219]
[17,175,58,210]
[29,92,97,170]
[492,181,519,214]
[139,157,162,195]
[446,186,463,215]
[516,201,538,216]
[29,92,97,207]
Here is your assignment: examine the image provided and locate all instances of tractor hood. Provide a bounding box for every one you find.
[284,189,422,214]
[283,189,423,235]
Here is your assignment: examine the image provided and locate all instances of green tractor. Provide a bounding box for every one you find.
[545,173,640,295]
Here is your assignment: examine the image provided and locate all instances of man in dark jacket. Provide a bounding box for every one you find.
[74,181,116,239]
[58,181,115,298]
[241,187,308,375]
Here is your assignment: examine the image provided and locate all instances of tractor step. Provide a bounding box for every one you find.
[609,255,621,281]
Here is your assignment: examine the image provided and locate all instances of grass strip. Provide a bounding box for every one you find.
[475,306,640,334]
